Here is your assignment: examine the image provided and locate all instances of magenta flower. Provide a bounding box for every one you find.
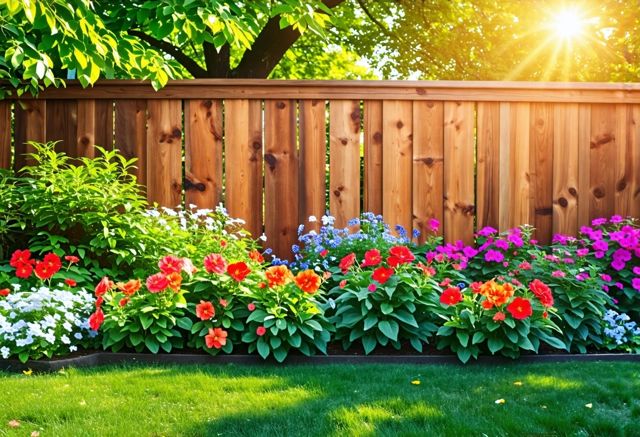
[484,250,504,263]
[632,278,640,291]
[477,227,498,237]
[551,270,566,278]
[591,218,607,226]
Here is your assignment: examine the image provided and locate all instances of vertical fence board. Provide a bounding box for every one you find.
[224,99,263,237]
[510,103,532,228]
[476,102,500,231]
[498,103,511,231]
[115,100,147,186]
[629,106,640,218]
[577,104,591,228]
[94,100,114,149]
[444,101,475,244]
[553,104,579,235]
[383,100,413,234]
[329,100,360,228]
[14,100,46,170]
[146,99,182,207]
[76,100,96,158]
[184,99,223,211]
[0,101,10,168]
[46,100,77,156]
[412,101,443,242]
[530,103,554,244]
[614,104,639,217]
[265,100,298,259]
[299,99,327,231]
[590,104,617,221]
[364,100,383,215]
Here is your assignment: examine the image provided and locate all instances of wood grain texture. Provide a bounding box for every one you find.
[382,100,413,235]
[264,100,298,259]
[476,102,500,231]
[299,99,327,232]
[146,100,182,207]
[553,104,579,236]
[443,101,475,244]
[115,100,147,186]
[529,103,554,244]
[0,101,11,168]
[46,100,77,156]
[184,99,223,210]
[577,104,591,228]
[13,100,45,170]
[613,104,640,217]
[412,101,443,242]
[329,100,361,229]
[589,104,617,221]
[224,99,263,237]
[76,100,96,158]
[94,100,114,149]
[364,100,383,215]
[627,106,640,218]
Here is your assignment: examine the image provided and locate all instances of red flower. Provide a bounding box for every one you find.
[361,249,382,267]
[158,255,184,275]
[9,249,33,268]
[89,308,105,330]
[256,326,267,336]
[387,246,415,267]
[529,279,554,308]
[119,298,130,307]
[15,263,33,279]
[203,253,228,274]
[416,263,436,276]
[205,327,228,349]
[64,255,80,264]
[247,303,256,311]
[493,312,506,322]
[43,253,62,270]
[339,279,347,289]
[95,277,115,297]
[219,298,228,308]
[265,265,292,287]
[34,261,56,280]
[95,296,104,308]
[320,249,328,257]
[249,250,264,263]
[294,270,322,294]
[0,288,9,297]
[146,273,169,293]
[481,300,494,310]
[339,253,356,273]
[227,262,251,282]
[196,301,216,320]
[470,282,483,293]
[117,279,141,296]
[371,266,394,284]
[507,297,533,320]
[440,287,463,306]
[166,272,183,291]
[64,279,77,287]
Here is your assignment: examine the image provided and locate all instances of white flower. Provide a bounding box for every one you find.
[1,346,9,359]
[69,345,77,352]
[61,335,70,345]
[259,234,268,241]
[308,215,317,222]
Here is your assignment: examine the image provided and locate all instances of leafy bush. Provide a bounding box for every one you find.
[435,279,565,362]
[327,246,441,354]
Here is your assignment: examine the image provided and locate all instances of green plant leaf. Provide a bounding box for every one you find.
[378,320,398,341]
[145,336,160,354]
[487,337,504,354]
[380,303,394,315]
[256,337,270,359]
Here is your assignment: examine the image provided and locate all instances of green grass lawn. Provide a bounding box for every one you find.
[1,362,639,436]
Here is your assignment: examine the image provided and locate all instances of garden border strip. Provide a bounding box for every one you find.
[1,353,639,372]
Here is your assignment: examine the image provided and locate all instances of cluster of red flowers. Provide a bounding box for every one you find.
[9,249,78,281]
[203,253,253,282]
[338,246,416,292]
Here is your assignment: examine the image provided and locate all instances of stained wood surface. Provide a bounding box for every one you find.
[529,103,554,244]
[146,99,182,207]
[224,99,263,237]
[589,104,617,221]
[476,102,500,231]
[76,100,96,158]
[46,100,77,156]
[329,100,360,229]
[412,101,444,242]
[363,100,383,214]
[264,100,298,259]
[553,104,579,236]
[443,101,475,244]
[115,100,147,186]
[184,99,223,211]
[0,101,10,168]
[13,100,45,170]
[299,99,327,232]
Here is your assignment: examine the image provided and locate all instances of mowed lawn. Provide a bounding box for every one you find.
[1,361,639,436]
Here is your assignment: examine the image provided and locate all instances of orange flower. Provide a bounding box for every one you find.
[196,301,215,320]
[166,272,183,291]
[265,265,292,287]
[117,279,141,296]
[205,327,228,349]
[249,250,264,263]
[227,262,251,282]
[294,270,322,294]
[479,280,514,307]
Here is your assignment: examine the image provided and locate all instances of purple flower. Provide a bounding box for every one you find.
[592,218,607,227]
[553,234,569,245]
[600,273,612,282]
[614,282,624,290]
[563,258,575,264]
[611,259,626,271]
[576,248,589,257]
[495,240,509,251]
[544,255,560,263]
[613,249,631,262]
[632,278,640,291]
[484,249,504,263]
[619,235,638,250]
[462,246,478,259]
[551,270,566,278]
[610,215,624,224]
[580,226,593,235]
[576,272,590,281]
[508,234,524,247]
[588,230,603,241]
[428,218,440,232]
[633,267,640,275]
[595,251,605,259]
[477,226,498,237]
[592,240,608,252]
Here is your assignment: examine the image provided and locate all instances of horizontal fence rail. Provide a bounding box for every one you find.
[1,80,639,258]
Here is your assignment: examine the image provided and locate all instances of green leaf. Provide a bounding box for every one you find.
[378,320,398,341]
[176,317,192,330]
[145,336,160,354]
[390,309,418,327]
[518,336,536,351]
[363,314,378,331]
[456,331,469,347]
[306,320,323,331]
[140,315,153,330]
[380,303,394,315]
[540,334,568,351]
[457,347,472,363]
[472,331,486,345]
[247,310,267,323]
[256,338,270,359]
[409,337,423,352]
[362,335,377,354]
[270,336,282,349]
[273,347,288,363]
[487,337,504,354]
[287,333,302,348]
[276,318,287,330]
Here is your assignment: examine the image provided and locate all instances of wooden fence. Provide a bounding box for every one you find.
[1,80,639,258]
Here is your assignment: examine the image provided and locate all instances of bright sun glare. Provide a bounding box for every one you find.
[551,8,584,39]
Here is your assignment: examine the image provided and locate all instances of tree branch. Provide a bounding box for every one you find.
[232,0,346,78]
[127,29,208,78]
[355,0,395,38]
[204,41,230,77]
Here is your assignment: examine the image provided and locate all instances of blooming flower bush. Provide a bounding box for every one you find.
[601,309,640,353]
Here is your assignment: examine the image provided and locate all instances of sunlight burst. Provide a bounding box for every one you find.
[551,8,584,39]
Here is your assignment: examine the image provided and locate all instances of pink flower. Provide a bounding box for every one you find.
[428,218,440,232]
[632,278,640,291]
[146,273,169,293]
[256,326,266,336]
[203,253,227,274]
[551,270,566,278]
[368,283,377,292]
[158,255,184,275]
[247,303,256,311]
[484,250,504,263]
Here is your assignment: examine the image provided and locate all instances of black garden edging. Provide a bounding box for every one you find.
[2,352,640,372]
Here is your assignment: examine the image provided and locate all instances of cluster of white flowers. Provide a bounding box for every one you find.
[0,285,96,360]
[145,203,247,233]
